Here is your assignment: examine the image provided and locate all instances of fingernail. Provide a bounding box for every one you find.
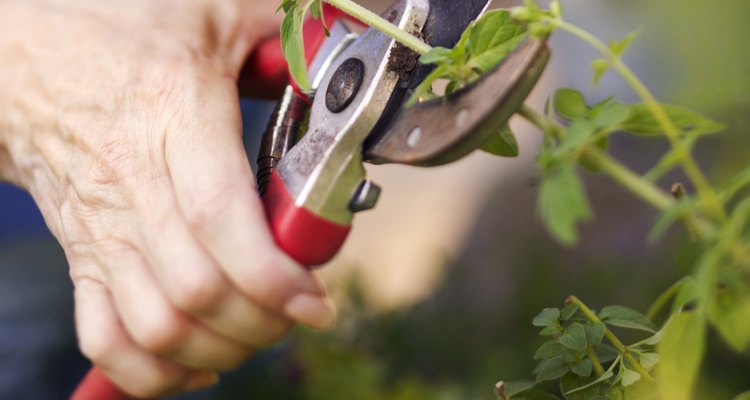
[284,294,336,330]
[185,371,219,391]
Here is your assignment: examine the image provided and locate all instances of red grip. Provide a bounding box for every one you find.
[262,171,351,266]
[71,368,139,400]
[239,4,356,99]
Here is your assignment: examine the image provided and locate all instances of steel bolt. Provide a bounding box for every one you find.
[325,58,365,113]
[349,179,381,213]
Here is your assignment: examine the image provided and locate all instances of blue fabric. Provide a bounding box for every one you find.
[0,185,49,242]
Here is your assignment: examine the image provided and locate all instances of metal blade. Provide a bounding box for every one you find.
[365,37,550,166]
[364,0,492,154]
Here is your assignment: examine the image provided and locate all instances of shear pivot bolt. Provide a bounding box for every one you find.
[326,58,365,113]
[349,179,381,213]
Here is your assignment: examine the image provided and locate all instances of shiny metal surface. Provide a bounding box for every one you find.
[365,38,550,166]
[277,0,430,225]
[256,21,356,195]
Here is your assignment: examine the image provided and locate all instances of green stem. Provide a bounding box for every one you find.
[518,105,714,238]
[646,277,688,321]
[586,345,606,377]
[550,19,727,223]
[324,0,432,54]
[567,296,656,383]
[519,106,671,211]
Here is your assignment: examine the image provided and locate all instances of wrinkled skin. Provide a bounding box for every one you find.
[0,0,335,397]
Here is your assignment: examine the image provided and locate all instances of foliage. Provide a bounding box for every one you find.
[274,0,750,399]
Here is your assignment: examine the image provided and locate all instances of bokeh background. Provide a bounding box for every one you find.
[1,0,748,398]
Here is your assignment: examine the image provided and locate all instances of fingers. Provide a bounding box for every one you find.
[132,187,294,346]
[163,76,335,329]
[74,278,218,398]
[104,244,253,371]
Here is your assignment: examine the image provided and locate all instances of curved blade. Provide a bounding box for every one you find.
[365,37,550,166]
[364,0,491,151]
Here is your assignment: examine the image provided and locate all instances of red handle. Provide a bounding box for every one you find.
[71,369,140,400]
[262,170,351,266]
[72,6,357,399]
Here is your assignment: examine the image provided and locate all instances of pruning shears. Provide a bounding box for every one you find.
[72,0,549,398]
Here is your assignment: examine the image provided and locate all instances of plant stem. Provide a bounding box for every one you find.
[519,106,670,211]
[324,0,432,54]
[550,18,728,223]
[518,105,714,238]
[586,345,606,377]
[566,296,656,383]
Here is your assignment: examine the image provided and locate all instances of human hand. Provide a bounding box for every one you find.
[0,0,335,397]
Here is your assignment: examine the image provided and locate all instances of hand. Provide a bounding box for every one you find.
[0,0,335,397]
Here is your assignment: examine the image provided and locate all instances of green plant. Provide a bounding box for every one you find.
[276,1,750,399]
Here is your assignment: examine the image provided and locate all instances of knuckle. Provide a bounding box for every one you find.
[182,186,236,233]
[169,269,225,314]
[130,313,187,355]
[237,255,293,308]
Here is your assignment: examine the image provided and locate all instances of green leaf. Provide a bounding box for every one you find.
[657,311,706,400]
[671,277,698,314]
[560,323,587,352]
[558,120,596,154]
[733,391,750,400]
[534,356,570,383]
[535,341,564,360]
[481,125,520,157]
[538,164,593,246]
[591,59,610,87]
[620,368,641,387]
[564,356,619,395]
[593,344,619,363]
[553,88,587,120]
[560,374,603,400]
[638,352,659,370]
[280,7,310,92]
[499,380,536,398]
[467,10,528,73]
[584,322,606,345]
[620,104,725,136]
[589,102,632,129]
[598,305,657,333]
[707,285,750,352]
[419,47,453,65]
[540,325,561,337]
[407,9,527,107]
[533,308,561,327]
[571,359,593,377]
[561,304,579,321]
[631,329,663,347]
[622,379,660,400]
[609,28,642,57]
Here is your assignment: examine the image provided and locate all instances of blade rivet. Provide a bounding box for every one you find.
[456,109,470,128]
[407,127,422,148]
[326,58,365,113]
